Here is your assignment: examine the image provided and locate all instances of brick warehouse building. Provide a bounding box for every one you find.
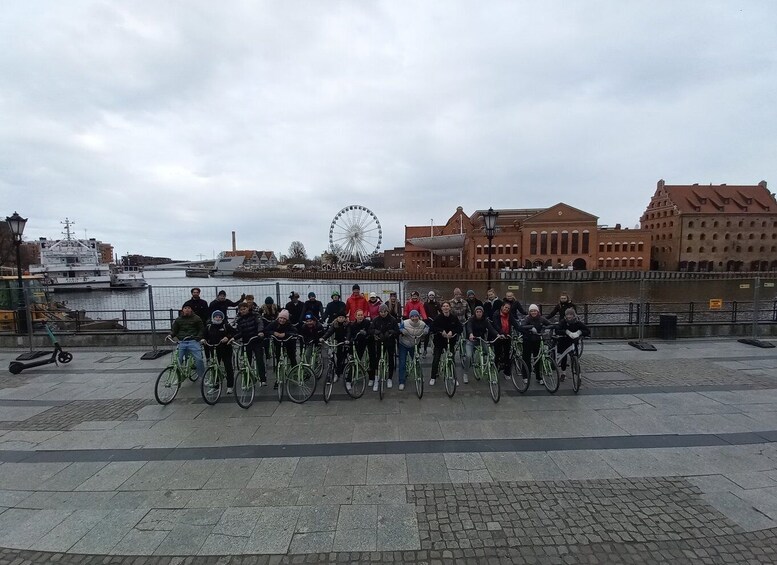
[641,180,777,272]
[403,204,651,275]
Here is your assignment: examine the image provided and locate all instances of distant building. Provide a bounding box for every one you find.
[226,250,278,269]
[404,204,650,274]
[383,246,405,269]
[24,239,113,265]
[640,180,777,271]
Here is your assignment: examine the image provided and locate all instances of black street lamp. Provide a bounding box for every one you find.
[6,212,28,333]
[483,207,499,287]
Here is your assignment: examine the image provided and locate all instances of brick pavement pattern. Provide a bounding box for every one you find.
[0,399,152,431]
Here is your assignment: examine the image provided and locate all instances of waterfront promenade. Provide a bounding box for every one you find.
[1,338,777,563]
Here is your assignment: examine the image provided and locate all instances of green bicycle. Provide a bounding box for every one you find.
[320,340,348,403]
[233,335,262,409]
[473,336,503,403]
[440,335,458,398]
[302,341,325,380]
[154,336,198,405]
[272,335,299,402]
[344,338,370,399]
[374,336,393,400]
[508,332,530,394]
[286,339,318,404]
[405,335,425,399]
[532,329,561,394]
[200,340,228,405]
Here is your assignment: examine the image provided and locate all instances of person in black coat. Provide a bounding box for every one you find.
[554,308,590,377]
[519,304,551,383]
[201,310,236,390]
[208,290,245,322]
[183,287,210,325]
[348,309,373,379]
[233,302,267,385]
[284,292,305,325]
[503,291,527,319]
[300,292,324,321]
[546,292,578,320]
[463,305,499,383]
[265,309,299,387]
[482,288,503,321]
[490,302,521,378]
[370,305,399,389]
[324,290,347,324]
[430,301,463,385]
[322,313,349,383]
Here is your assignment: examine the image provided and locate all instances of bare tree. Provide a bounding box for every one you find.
[288,241,307,262]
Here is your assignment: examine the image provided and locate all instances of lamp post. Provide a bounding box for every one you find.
[483,207,499,287]
[6,212,28,333]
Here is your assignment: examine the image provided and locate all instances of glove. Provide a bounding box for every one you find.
[572,330,582,339]
[565,330,574,338]
[531,327,538,334]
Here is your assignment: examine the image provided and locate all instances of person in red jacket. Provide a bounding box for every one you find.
[403,291,427,320]
[345,283,369,321]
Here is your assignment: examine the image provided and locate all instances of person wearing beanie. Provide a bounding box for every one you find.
[398,309,429,390]
[370,303,399,391]
[202,309,236,392]
[490,302,521,381]
[259,296,278,320]
[233,302,267,386]
[366,292,383,319]
[208,289,245,322]
[264,309,298,388]
[300,291,324,322]
[464,304,500,384]
[345,284,369,321]
[519,304,551,385]
[324,289,347,324]
[465,289,483,313]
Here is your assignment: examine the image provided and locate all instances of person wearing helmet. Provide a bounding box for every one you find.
[324,289,347,324]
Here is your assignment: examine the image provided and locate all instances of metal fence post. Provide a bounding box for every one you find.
[141,284,169,359]
[275,282,281,306]
[752,276,760,339]
[629,273,656,350]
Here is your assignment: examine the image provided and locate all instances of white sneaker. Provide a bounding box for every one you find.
[398,383,405,391]
[372,381,379,392]
[226,387,233,394]
[346,382,352,392]
[387,379,393,389]
[539,379,545,385]
[429,378,436,386]
[522,378,529,386]
[462,373,469,384]
[368,380,374,386]
[333,375,339,383]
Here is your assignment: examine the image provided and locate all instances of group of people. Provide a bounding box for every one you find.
[169,284,590,396]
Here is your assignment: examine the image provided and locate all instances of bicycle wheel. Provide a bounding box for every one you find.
[577,340,585,358]
[460,343,471,371]
[510,356,530,394]
[201,367,222,405]
[310,347,324,380]
[323,366,334,403]
[413,358,424,399]
[541,357,561,394]
[185,356,199,382]
[287,365,317,404]
[235,368,255,409]
[276,360,287,402]
[378,360,386,400]
[444,356,457,398]
[345,361,367,399]
[571,356,582,393]
[154,367,180,405]
[487,363,500,403]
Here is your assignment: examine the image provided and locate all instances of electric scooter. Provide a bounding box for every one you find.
[8,325,73,374]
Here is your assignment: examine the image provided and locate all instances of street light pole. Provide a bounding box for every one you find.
[483,207,499,287]
[6,212,28,334]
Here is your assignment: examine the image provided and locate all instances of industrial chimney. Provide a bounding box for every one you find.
[232,231,237,252]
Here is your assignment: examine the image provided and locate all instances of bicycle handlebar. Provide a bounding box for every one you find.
[271,334,301,343]
[231,334,263,346]
[476,336,505,345]
[166,335,196,344]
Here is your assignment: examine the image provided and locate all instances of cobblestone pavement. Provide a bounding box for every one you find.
[1,339,777,562]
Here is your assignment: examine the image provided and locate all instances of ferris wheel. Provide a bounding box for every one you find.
[329,205,382,264]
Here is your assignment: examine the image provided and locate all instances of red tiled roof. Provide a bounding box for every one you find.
[225,250,256,259]
[664,184,775,215]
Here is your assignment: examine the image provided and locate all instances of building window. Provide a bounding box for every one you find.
[540,232,548,254]
[749,234,755,240]
[614,243,620,252]
[550,232,558,254]
[571,231,579,254]
[738,220,743,227]
[712,247,717,252]
[737,233,742,240]
[530,232,537,255]
[760,246,765,252]
[699,247,705,253]
[605,258,612,267]
[598,258,604,267]
[750,221,756,227]
[713,221,718,227]
[700,233,706,240]
[637,257,643,267]
[712,233,718,240]
[687,247,692,253]
[748,246,753,252]
[630,243,636,252]
[687,234,693,240]
[638,242,644,251]
[629,258,636,267]
[688,221,694,228]
[599,242,605,252]
[701,221,706,228]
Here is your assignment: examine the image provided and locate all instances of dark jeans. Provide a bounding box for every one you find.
[372,339,396,379]
[555,336,577,371]
[431,336,457,380]
[273,340,298,366]
[354,338,376,378]
[522,339,541,380]
[245,339,266,381]
[494,338,511,375]
[205,344,235,387]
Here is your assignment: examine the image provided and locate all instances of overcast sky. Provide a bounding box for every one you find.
[3,1,776,261]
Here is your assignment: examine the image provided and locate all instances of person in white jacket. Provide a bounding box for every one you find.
[397,309,429,391]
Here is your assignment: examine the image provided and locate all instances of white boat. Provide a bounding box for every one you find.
[29,219,113,292]
[110,264,148,289]
[212,255,244,276]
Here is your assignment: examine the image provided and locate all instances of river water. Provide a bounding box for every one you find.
[50,270,777,330]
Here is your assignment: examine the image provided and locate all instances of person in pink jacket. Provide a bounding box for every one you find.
[366,292,383,319]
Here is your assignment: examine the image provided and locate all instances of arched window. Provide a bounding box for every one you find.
[701,221,706,228]
[637,257,643,267]
[560,231,569,254]
[571,231,579,253]
[687,234,693,240]
[699,247,705,253]
[686,247,692,253]
[688,221,694,228]
[530,232,538,255]
[582,230,590,253]
[700,233,706,240]
[476,244,482,255]
[712,233,718,240]
[711,247,717,252]
[540,231,548,254]
[550,231,558,254]
[748,246,753,252]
